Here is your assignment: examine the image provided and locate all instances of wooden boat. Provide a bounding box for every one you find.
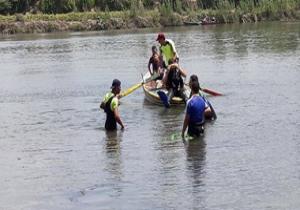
[142,72,189,106]
[201,21,217,25]
[183,21,201,26]
[142,72,217,120]
[183,21,217,26]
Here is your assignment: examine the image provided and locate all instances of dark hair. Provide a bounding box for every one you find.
[189,74,198,83]
[189,74,201,90]
[190,81,200,93]
[111,79,121,89]
[152,45,157,52]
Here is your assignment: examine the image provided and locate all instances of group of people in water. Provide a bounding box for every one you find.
[101,33,215,139]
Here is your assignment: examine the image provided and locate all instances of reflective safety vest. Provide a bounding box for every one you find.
[160,39,178,65]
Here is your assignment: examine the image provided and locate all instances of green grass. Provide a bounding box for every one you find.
[0,10,161,23]
[0,1,299,26]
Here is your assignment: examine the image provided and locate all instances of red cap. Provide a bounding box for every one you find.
[156,33,165,41]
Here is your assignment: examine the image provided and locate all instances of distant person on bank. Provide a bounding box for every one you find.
[182,80,212,138]
[100,79,125,131]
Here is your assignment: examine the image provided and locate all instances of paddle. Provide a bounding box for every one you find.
[120,73,160,98]
[201,88,223,96]
[183,82,222,96]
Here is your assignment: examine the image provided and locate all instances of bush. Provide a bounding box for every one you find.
[76,0,95,12]
[130,0,144,17]
[39,0,76,13]
[0,0,12,14]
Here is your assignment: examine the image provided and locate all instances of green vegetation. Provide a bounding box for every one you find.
[0,0,299,34]
[0,0,299,16]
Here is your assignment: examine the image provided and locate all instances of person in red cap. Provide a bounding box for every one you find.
[100,79,125,131]
[156,33,179,68]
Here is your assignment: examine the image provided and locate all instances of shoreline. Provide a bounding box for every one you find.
[1,9,299,35]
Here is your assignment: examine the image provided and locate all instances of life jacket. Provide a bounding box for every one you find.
[160,39,178,65]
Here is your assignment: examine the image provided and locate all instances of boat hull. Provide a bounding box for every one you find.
[142,72,217,119]
[142,72,187,106]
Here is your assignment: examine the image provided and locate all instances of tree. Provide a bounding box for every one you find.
[76,0,95,12]
[0,0,12,14]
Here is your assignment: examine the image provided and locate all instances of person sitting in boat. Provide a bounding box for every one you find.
[163,59,188,104]
[100,79,125,131]
[156,33,179,68]
[182,80,212,138]
[148,45,164,80]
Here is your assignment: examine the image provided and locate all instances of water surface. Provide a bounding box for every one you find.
[0,22,299,210]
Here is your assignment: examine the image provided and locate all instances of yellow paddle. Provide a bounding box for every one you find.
[120,73,160,97]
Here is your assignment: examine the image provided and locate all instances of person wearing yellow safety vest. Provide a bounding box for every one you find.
[156,33,179,68]
[100,79,125,131]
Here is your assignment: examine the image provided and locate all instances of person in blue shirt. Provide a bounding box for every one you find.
[182,80,212,138]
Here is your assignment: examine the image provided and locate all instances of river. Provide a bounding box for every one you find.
[0,22,299,210]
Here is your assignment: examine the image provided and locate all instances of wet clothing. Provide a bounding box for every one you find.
[166,66,188,103]
[186,95,208,136]
[188,123,205,137]
[166,67,184,90]
[160,39,178,66]
[102,92,119,130]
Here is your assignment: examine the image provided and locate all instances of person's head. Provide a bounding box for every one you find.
[189,75,201,91]
[190,80,200,94]
[151,45,158,54]
[156,33,166,45]
[111,79,121,94]
[189,74,199,83]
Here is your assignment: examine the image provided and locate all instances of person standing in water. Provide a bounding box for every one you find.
[100,79,125,131]
[182,80,212,138]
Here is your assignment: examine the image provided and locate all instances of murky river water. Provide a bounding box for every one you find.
[0,22,299,210]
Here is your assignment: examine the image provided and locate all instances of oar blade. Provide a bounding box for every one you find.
[202,88,223,96]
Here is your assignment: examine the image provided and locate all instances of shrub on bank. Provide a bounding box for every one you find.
[0,0,299,34]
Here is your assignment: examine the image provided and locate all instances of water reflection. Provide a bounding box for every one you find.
[184,138,206,189]
[104,130,123,176]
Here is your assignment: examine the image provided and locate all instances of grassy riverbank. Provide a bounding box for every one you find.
[1,1,299,34]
